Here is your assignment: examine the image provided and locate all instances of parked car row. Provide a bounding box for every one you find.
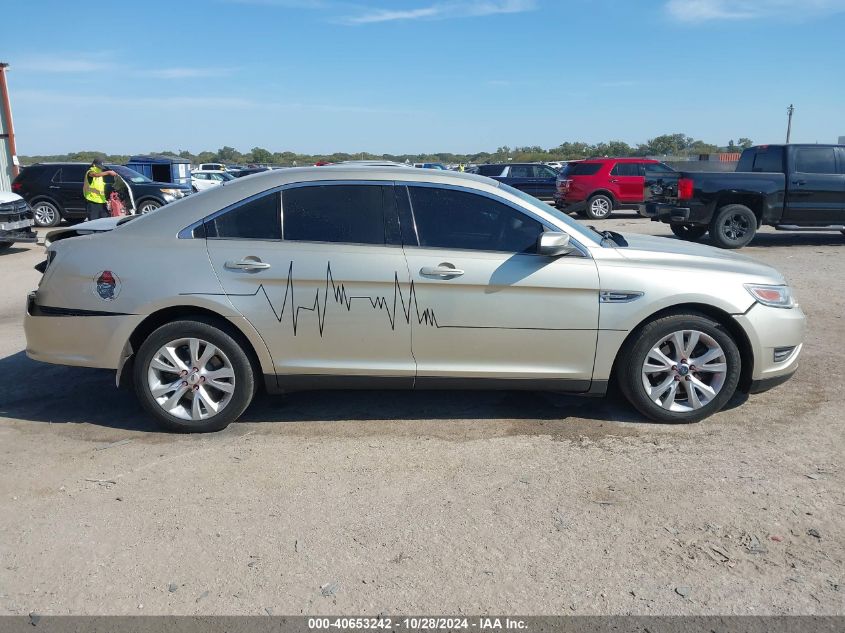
[12,163,192,227]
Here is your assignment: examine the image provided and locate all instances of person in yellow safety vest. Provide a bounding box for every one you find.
[83,158,119,220]
[458,163,465,172]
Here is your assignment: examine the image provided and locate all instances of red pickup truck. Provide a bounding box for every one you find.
[554,157,676,220]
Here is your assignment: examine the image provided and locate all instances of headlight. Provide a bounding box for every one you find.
[744,284,794,308]
[159,188,184,199]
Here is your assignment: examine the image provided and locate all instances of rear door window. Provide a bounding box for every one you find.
[794,148,836,174]
[610,163,640,177]
[475,165,507,177]
[282,184,388,245]
[61,165,88,182]
[509,165,532,178]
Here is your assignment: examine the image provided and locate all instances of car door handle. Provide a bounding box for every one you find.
[49,185,60,189]
[224,258,271,271]
[792,180,807,186]
[610,179,619,183]
[420,263,464,278]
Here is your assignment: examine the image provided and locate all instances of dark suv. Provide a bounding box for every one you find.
[12,163,192,227]
[473,163,558,199]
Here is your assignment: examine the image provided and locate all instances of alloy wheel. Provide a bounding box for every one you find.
[722,213,751,241]
[34,204,57,226]
[147,337,236,421]
[640,329,727,412]
[590,197,611,218]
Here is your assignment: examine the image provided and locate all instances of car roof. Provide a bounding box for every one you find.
[580,157,659,164]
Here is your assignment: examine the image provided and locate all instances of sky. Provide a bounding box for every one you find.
[3,0,844,155]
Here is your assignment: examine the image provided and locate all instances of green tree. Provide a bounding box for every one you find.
[737,138,753,150]
[250,147,273,164]
[216,146,240,162]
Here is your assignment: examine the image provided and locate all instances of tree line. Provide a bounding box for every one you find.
[19,133,754,167]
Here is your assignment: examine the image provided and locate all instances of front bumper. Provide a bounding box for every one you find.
[24,292,143,369]
[734,301,806,387]
[0,218,37,243]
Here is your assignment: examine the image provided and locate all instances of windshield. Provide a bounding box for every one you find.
[497,183,601,245]
[108,165,152,183]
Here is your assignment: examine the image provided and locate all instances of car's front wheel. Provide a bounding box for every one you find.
[133,319,256,432]
[617,312,741,423]
[670,224,708,241]
[137,199,162,214]
[33,200,62,227]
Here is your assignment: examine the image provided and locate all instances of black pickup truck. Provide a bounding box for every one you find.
[642,144,845,248]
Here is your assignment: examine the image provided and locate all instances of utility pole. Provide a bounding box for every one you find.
[0,62,20,184]
[786,104,794,143]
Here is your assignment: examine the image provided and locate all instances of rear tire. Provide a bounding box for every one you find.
[710,204,756,249]
[670,224,708,241]
[32,200,61,227]
[617,312,741,423]
[585,194,613,220]
[133,318,255,432]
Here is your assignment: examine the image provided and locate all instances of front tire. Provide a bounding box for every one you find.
[670,224,708,241]
[710,204,756,249]
[617,312,741,423]
[133,318,255,432]
[585,194,613,220]
[137,199,162,214]
[32,200,61,227]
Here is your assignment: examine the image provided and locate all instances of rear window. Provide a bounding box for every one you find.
[475,165,506,177]
[610,163,640,177]
[737,147,783,173]
[562,162,603,177]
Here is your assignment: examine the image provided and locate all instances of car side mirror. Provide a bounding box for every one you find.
[538,231,576,257]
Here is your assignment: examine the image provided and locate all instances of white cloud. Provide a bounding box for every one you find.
[666,0,845,22]
[341,0,536,24]
[14,55,118,73]
[141,67,237,79]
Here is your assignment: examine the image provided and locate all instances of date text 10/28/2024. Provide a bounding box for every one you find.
[308,618,528,631]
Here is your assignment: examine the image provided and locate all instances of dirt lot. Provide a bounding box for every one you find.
[0,217,842,616]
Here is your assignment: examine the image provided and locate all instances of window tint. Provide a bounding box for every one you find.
[563,162,603,176]
[408,186,543,253]
[644,162,675,175]
[610,163,640,177]
[50,168,63,183]
[206,191,281,240]
[62,165,88,182]
[509,165,533,178]
[534,165,557,178]
[737,146,783,173]
[475,164,506,177]
[282,184,386,244]
[794,148,836,174]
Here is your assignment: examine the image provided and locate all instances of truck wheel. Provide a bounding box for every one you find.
[670,224,708,241]
[617,311,741,423]
[33,201,61,227]
[133,318,256,432]
[585,194,613,220]
[710,204,756,249]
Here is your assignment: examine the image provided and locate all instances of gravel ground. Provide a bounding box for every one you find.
[0,217,842,616]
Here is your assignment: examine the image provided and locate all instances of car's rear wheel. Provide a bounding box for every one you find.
[133,319,255,432]
[33,200,61,227]
[710,204,756,249]
[138,199,162,214]
[617,312,741,423]
[670,224,708,241]
[585,194,613,220]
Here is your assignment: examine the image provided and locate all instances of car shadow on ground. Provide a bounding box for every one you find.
[0,349,732,437]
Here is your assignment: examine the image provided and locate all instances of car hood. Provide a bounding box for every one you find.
[611,232,785,283]
[0,191,23,204]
